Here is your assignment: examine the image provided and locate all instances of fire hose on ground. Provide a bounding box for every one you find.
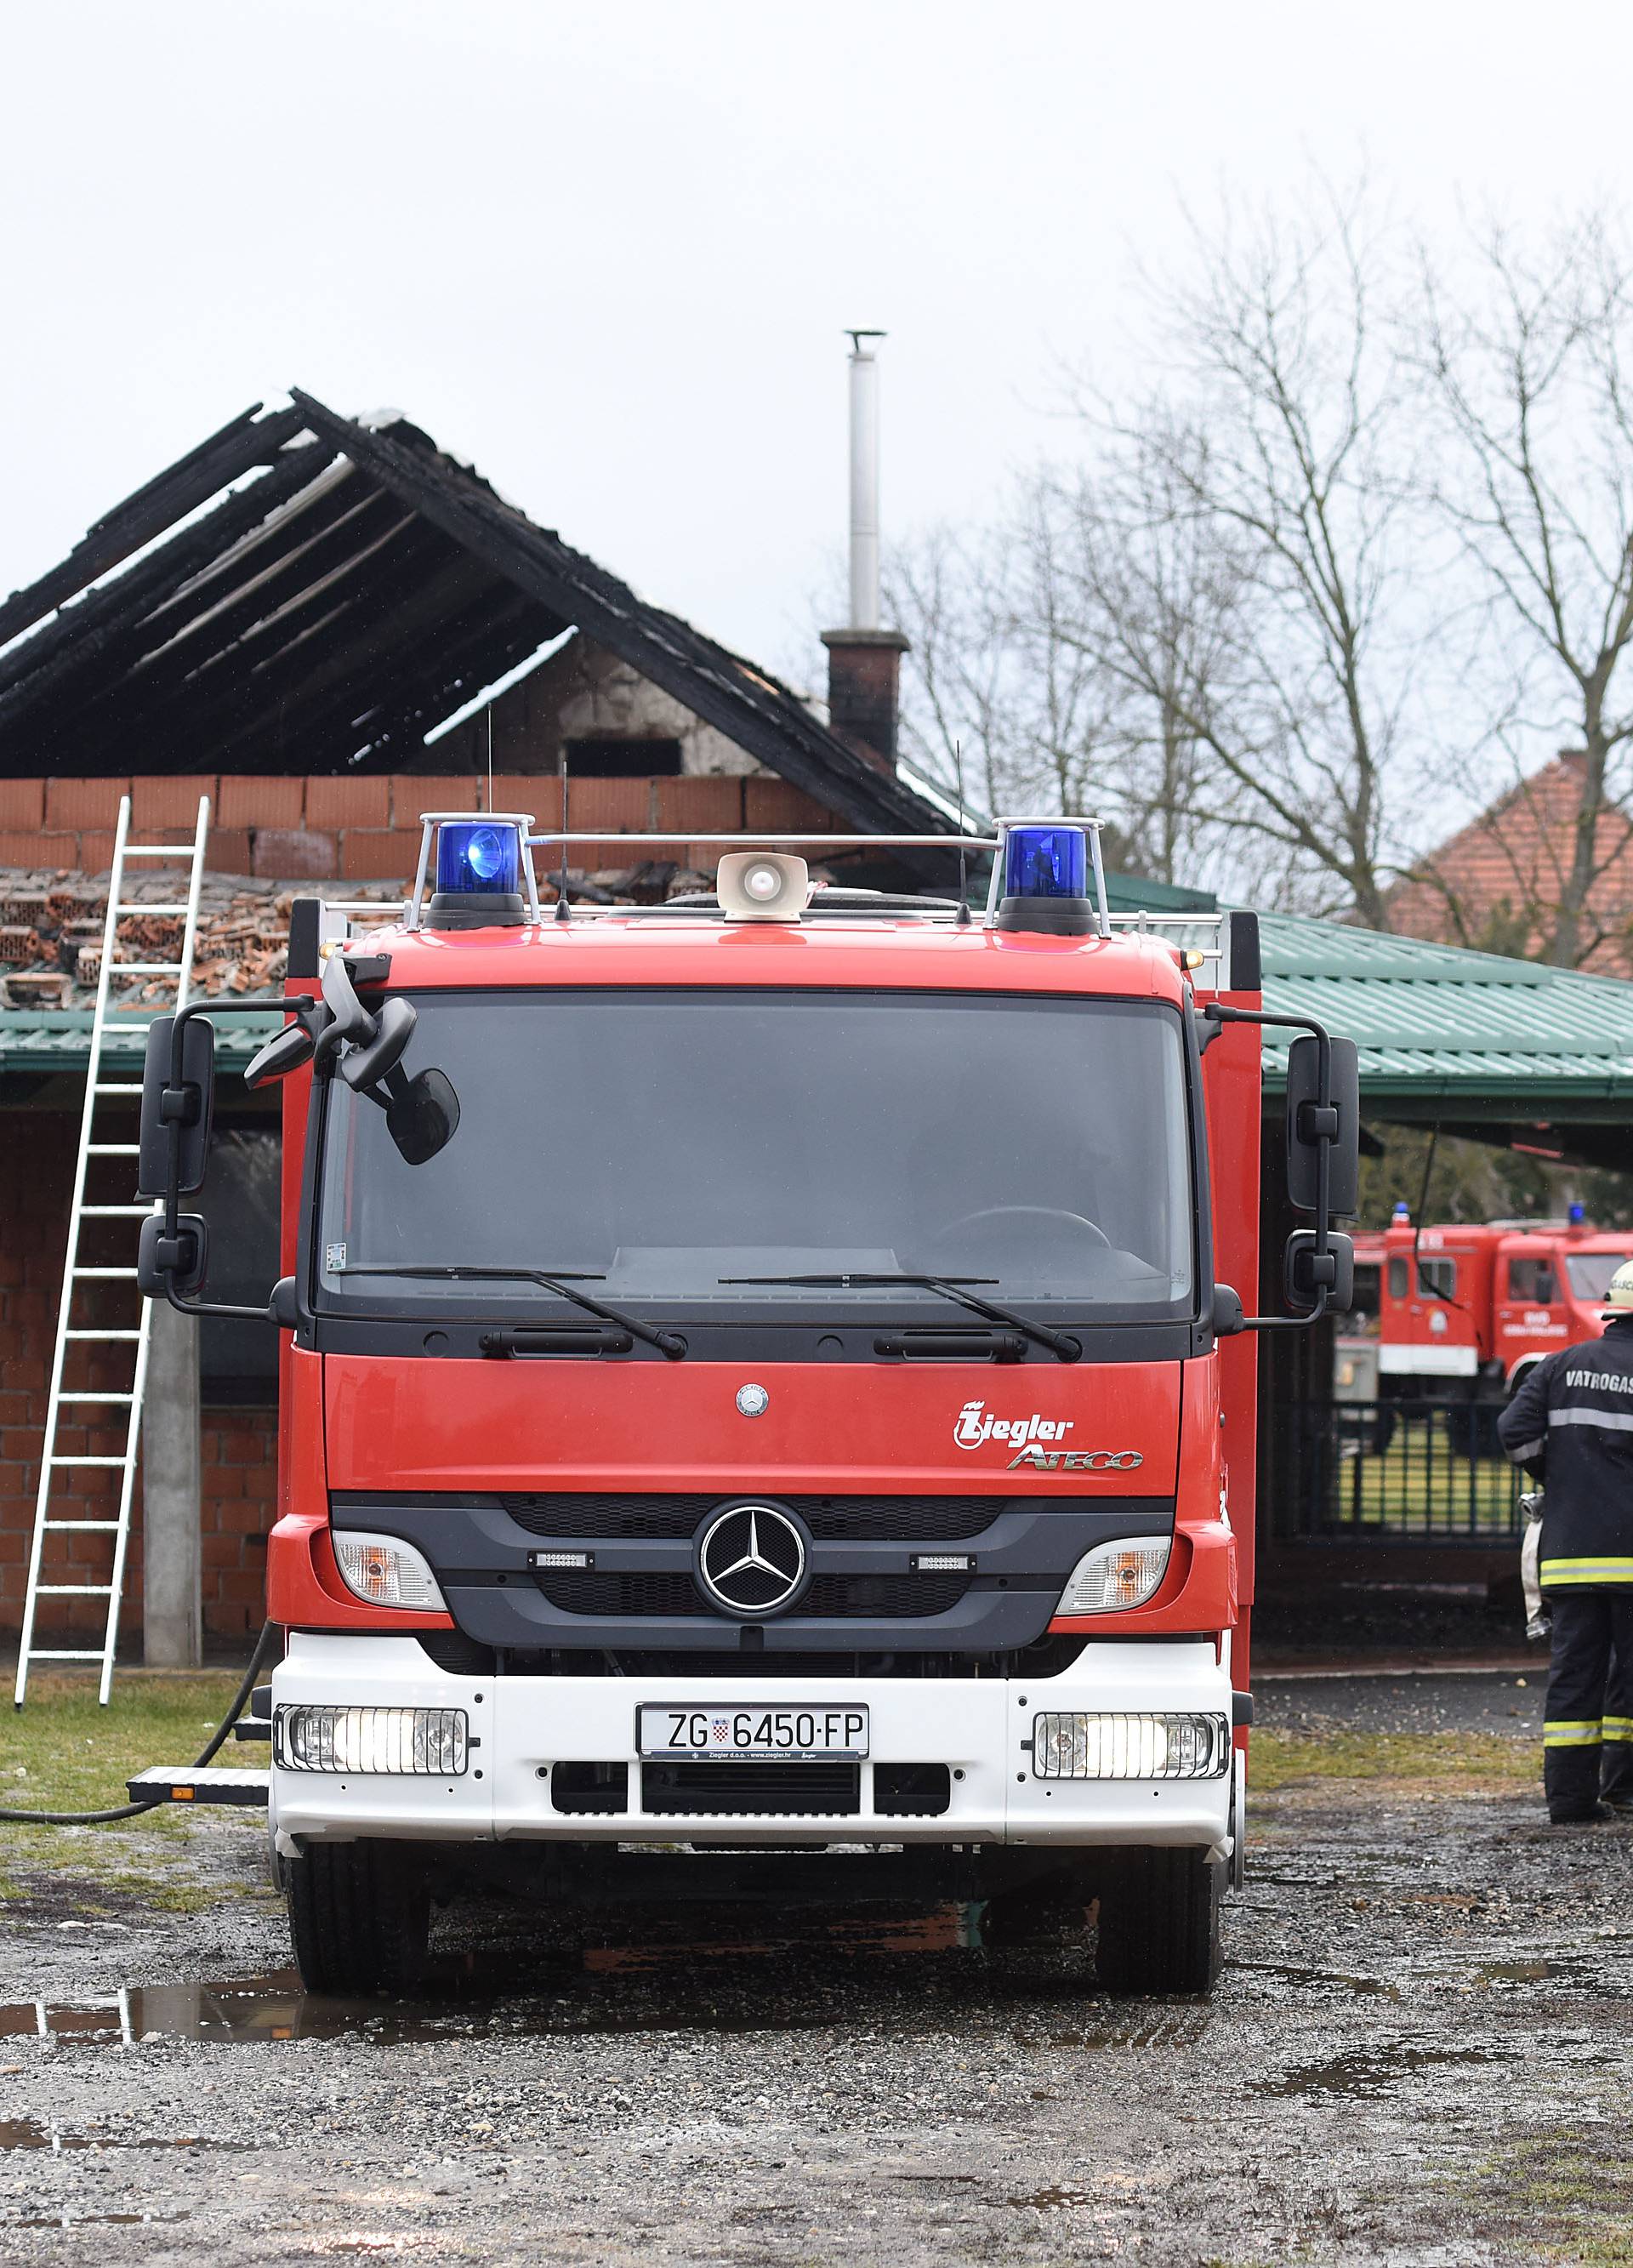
[0,1620,278,1826]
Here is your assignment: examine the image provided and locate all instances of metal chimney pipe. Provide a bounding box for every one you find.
[847,329,885,630]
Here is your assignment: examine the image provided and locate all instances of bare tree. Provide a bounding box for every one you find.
[883,511,1114,823]
[1041,445,1259,893]
[1074,180,1427,928]
[1416,211,1633,966]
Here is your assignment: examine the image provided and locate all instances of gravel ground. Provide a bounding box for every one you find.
[1,1676,1630,2266]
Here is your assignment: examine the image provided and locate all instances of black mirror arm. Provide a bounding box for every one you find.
[156,998,316,1325]
[1202,1002,1337,1333]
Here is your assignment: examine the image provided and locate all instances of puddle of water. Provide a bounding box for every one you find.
[12,2213,191,2230]
[1010,2184,1095,2210]
[1233,1959,1403,2002]
[0,1906,990,2050]
[1476,1958,1579,1985]
[0,2116,245,2153]
[586,1907,967,1972]
[1265,2045,1500,2100]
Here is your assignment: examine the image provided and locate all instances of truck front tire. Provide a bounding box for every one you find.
[1095,1848,1222,1996]
[287,1840,430,1996]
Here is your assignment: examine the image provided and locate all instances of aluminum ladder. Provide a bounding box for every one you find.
[14,795,211,1707]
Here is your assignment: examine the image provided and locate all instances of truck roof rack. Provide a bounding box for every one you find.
[316,817,1238,980]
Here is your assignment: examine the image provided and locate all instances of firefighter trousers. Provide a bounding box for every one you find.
[1543,1589,1633,1819]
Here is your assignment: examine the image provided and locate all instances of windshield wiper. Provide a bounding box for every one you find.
[719,1272,1080,1363]
[334,1265,687,1359]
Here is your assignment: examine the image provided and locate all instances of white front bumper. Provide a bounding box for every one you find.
[270,1632,1235,1860]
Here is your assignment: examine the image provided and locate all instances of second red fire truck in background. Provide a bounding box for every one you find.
[1343,1211,1633,1434]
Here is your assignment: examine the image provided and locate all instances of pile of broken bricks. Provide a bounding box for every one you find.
[0,869,401,1011]
[0,860,728,1011]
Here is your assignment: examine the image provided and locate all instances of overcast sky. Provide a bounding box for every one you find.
[5,0,1633,691]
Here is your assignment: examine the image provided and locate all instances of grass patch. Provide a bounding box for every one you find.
[1251,1727,1535,1792]
[1327,1429,1521,1537]
[0,1670,251,1912]
[1471,2130,1633,2265]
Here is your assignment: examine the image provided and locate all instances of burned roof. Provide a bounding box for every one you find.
[0,392,953,857]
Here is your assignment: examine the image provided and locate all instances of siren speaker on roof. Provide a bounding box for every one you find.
[717,852,812,923]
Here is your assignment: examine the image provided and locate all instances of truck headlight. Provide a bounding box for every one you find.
[274,1705,468,1775]
[1056,1538,1170,1615]
[1033,1712,1230,1780]
[332,1531,447,1611]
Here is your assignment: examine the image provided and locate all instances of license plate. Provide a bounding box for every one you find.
[638,1705,871,1761]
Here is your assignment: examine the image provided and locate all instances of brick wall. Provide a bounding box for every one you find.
[0,773,839,882]
[0,1114,274,1642]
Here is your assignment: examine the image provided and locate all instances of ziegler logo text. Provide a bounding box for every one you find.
[953,1400,1073,1450]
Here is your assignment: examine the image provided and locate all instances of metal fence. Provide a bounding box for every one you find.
[1273,1399,1526,1543]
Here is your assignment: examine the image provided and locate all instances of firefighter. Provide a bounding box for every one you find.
[1499,1260,1633,1822]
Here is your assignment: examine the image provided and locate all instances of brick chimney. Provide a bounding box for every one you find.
[821,627,909,773]
[821,330,908,773]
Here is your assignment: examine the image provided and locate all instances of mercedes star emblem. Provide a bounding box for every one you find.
[694,1501,810,1618]
[736,1382,770,1417]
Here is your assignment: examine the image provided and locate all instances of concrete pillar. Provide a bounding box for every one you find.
[144,1300,202,1667]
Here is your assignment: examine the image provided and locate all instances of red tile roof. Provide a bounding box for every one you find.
[1389,753,1633,974]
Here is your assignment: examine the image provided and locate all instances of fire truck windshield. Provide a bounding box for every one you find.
[1565,1251,1633,1302]
[315,989,1196,1322]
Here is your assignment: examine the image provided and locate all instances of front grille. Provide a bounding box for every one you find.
[805,1574,969,1618]
[505,1494,1060,1542]
[643,1762,861,1816]
[533,1570,970,1620]
[419,1637,1088,1680]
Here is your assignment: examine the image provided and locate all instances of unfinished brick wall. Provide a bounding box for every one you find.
[0,773,838,882]
[0,1114,274,1643]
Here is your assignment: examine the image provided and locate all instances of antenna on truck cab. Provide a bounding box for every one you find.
[555,744,571,921]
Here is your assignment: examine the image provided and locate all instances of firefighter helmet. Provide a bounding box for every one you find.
[1603,1262,1633,1313]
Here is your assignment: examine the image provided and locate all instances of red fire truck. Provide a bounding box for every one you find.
[134,815,1357,1997]
[1374,1211,1633,1406]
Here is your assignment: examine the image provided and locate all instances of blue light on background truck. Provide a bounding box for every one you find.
[436,820,521,896]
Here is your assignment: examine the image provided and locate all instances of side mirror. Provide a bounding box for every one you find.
[384,1067,460,1165]
[245,1020,316,1090]
[1285,1034,1359,1217]
[137,1016,215,1198]
[138,1211,210,1299]
[1285,1229,1355,1316]
[313,951,377,1074]
[340,996,417,1091]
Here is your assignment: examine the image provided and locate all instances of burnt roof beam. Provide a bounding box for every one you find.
[0,405,310,649]
[0,447,348,751]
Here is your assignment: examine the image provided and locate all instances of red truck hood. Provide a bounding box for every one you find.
[323,1355,1181,1494]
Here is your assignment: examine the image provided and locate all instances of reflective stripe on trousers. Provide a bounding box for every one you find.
[1543,1720,1603,1747]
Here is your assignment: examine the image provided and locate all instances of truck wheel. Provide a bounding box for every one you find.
[286,1840,430,1996]
[1095,1849,1221,1996]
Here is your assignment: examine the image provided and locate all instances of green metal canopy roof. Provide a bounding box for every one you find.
[1103,870,1633,1131]
[1256,912,1633,1120]
[0,1010,273,1075]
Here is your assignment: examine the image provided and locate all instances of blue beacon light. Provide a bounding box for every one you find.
[425,819,527,930]
[437,821,521,895]
[997,823,1095,935]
